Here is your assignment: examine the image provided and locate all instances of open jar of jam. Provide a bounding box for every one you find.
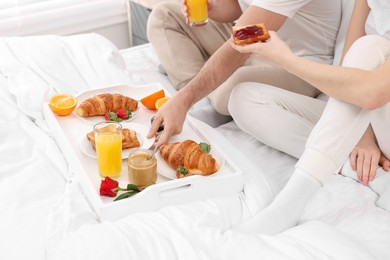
[127,148,157,187]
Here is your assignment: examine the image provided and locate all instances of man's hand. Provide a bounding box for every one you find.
[147,93,189,145]
[182,0,241,24]
[181,0,190,25]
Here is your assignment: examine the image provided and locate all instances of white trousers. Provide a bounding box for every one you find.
[229,83,326,158]
[297,35,390,183]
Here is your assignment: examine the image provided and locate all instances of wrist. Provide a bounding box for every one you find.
[175,87,196,111]
[282,52,298,70]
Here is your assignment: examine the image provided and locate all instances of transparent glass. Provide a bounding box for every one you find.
[127,148,157,186]
[94,121,122,178]
[186,0,208,26]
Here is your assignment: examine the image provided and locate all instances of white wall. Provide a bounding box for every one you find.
[0,0,132,49]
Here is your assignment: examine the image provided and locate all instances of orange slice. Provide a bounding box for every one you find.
[140,89,165,110]
[49,94,77,116]
[155,96,170,110]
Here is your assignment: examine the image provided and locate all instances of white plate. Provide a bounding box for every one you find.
[74,90,140,124]
[80,122,155,159]
[156,146,225,179]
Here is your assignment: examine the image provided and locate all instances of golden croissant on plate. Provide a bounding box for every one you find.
[86,126,140,150]
[159,139,219,178]
[76,93,138,117]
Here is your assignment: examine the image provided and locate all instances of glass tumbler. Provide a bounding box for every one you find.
[128,148,157,187]
[186,0,208,26]
[94,121,122,178]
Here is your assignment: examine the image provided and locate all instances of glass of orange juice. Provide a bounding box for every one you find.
[94,122,122,178]
[186,0,208,27]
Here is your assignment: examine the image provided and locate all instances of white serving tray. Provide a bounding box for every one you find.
[43,83,244,221]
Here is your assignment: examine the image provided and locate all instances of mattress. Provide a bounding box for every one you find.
[0,33,389,260]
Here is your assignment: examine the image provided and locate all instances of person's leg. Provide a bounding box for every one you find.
[233,35,390,235]
[229,83,326,158]
[146,2,232,89]
[209,64,322,115]
[368,103,390,211]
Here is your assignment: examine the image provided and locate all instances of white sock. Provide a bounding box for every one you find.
[233,168,321,235]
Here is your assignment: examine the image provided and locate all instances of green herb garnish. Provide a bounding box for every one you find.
[199,142,211,154]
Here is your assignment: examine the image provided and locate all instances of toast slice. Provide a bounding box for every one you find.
[87,127,140,150]
[232,23,270,45]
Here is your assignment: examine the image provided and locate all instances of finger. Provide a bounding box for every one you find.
[356,151,364,182]
[361,154,371,185]
[383,160,390,171]
[350,148,358,170]
[159,126,174,145]
[368,152,380,182]
[379,155,390,171]
[268,30,277,38]
[182,5,188,13]
[229,41,256,54]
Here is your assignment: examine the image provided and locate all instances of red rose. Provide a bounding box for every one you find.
[99,177,119,197]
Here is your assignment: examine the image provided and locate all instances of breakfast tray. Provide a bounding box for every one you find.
[43,83,244,221]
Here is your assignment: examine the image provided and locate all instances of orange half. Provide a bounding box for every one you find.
[49,94,77,116]
[155,97,170,110]
[140,89,165,110]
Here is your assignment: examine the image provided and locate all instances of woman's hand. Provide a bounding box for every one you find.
[229,31,294,66]
[379,154,390,171]
[350,142,381,185]
[349,125,390,185]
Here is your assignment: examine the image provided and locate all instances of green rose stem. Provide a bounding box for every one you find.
[113,184,146,201]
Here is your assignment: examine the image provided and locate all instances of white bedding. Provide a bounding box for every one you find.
[0,33,389,260]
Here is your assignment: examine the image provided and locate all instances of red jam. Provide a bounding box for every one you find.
[234,25,264,40]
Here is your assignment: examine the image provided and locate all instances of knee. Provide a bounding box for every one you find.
[228,83,251,117]
[228,83,277,118]
[343,35,390,69]
[211,67,259,115]
[147,2,180,41]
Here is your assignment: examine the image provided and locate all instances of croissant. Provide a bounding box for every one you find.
[76,93,138,117]
[87,127,140,150]
[159,140,219,178]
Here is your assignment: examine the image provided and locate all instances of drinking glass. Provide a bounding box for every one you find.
[94,122,122,178]
[128,148,157,186]
[186,0,208,27]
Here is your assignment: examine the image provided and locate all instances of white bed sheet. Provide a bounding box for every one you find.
[0,34,389,260]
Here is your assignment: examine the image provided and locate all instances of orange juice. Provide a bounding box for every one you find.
[94,122,122,177]
[186,0,208,26]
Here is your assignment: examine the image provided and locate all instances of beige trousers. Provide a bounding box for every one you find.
[147,1,232,89]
